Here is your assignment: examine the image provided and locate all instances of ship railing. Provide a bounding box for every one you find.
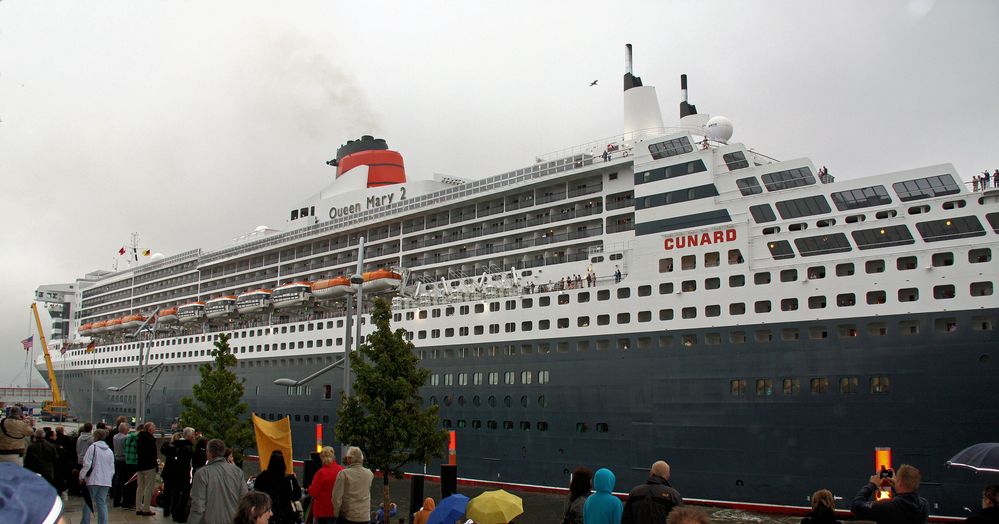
[533,127,684,164]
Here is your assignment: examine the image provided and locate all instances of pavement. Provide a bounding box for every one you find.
[62,495,171,524]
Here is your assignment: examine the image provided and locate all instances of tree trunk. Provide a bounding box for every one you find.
[382,473,391,524]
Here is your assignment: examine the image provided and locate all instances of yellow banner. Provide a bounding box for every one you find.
[252,413,293,473]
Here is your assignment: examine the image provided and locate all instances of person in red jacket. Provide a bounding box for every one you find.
[308,446,344,524]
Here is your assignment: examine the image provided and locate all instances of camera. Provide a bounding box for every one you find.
[879,466,894,479]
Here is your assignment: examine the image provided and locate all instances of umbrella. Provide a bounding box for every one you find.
[426,494,470,524]
[946,442,999,473]
[466,490,524,524]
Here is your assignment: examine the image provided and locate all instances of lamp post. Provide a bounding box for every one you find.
[129,312,158,424]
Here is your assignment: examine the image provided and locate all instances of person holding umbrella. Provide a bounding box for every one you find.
[427,493,469,524]
[966,485,999,523]
[414,498,436,524]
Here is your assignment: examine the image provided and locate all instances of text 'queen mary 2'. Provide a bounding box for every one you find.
[41,45,998,518]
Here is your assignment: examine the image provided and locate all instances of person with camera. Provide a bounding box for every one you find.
[0,406,35,466]
[851,464,929,523]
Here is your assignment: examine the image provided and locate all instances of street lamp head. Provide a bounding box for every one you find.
[350,274,364,285]
[106,387,120,392]
[273,378,298,387]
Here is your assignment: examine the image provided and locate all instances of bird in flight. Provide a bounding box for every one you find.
[589,80,598,86]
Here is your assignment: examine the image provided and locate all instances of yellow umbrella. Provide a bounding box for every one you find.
[466,490,524,524]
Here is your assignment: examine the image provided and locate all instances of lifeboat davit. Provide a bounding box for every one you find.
[236,289,272,314]
[79,323,94,336]
[205,296,238,319]
[177,301,206,323]
[362,269,402,293]
[311,277,352,299]
[106,318,124,332]
[121,314,147,331]
[91,320,108,334]
[272,282,314,309]
[157,307,178,324]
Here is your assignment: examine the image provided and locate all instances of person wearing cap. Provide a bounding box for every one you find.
[0,406,35,466]
[0,462,65,524]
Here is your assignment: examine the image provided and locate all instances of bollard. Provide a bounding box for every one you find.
[409,474,425,524]
[441,464,457,499]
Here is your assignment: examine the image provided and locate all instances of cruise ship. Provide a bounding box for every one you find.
[37,46,998,518]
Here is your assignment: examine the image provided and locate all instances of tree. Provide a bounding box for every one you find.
[336,297,448,523]
[179,332,254,460]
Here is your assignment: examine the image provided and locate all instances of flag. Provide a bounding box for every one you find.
[59,342,68,356]
[118,247,126,255]
[252,413,293,473]
[86,341,96,353]
[142,249,151,257]
[20,336,32,351]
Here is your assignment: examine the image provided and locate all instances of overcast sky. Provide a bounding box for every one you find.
[2,0,997,387]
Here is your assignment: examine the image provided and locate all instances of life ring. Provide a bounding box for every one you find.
[622,150,629,157]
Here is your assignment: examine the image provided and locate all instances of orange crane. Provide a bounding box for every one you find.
[31,302,72,421]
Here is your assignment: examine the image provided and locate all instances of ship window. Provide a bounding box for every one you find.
[780,269,798,282]
[898,288,919,302]
[897,256,917,270]
[736,177,763,195]
[763,226,780,236]
[682,307,696,319]
[459,327,469,336]
[729,275,745,287]
[474,325,484,335]
[762,167,815,191]
[681,280,696,292]
[617,313,631,324]
[754,272,771,285]
[892,174,960,201]
[777,195,831,220]
[934,284,956,299]
[834,263,854,277]
[868,322,888,336]
[634,159,707,185]
[705,277,720,290]
[486,420,497,429]
[831,185,892,211]
[839,377,859,395]
[557,294,569,305]
[781,328,800,340]
[659,258,674,273]
[969,248,991,263]
[659,282,674,294]
[706,305,721,317]
[680,255,696,270]
[808,296,827,309]
[682,334,697,347]
[474,304,484,313]
[767,240,795,260]
[971,281,993,297]
[648,136,694,160]
[837,292,857,307]
[780,298,798,311]
[728,249,744,264]
[865,260,885,273]
[659,309,674,321]
[755,301,772,313]
[597,290,610,301]
[782,378,800,395]
[755,329,772,342]
[521,298,532,309]
[988,213,999,233]
[576,423,588,433]
[917,216,987,242]
[789,222,807,231]
[729,303,746,315]
[637,285,652,297]
[932,252,954,266]
[866,290,887,305]
[899,320,920,335]
[875,209,897,219]
[617,288,631,299]
[908,204,931,215]
[730,380,747,396]
[845,214,866,224]
[795,233,852,257]
[852,225,915,250]
[596,315,609,326]
[870,376,890,394]
[809,378,829,395]
[725,151,750,170]
[756,379,774,396]
[750,204,777,223]
[638,311,652,322]
[972,316,993,331]
[730,331,747,344]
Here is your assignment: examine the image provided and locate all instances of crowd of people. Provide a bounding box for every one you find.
[3,406,999,524]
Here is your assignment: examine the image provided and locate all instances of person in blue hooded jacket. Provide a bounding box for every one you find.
[585,468,623,524]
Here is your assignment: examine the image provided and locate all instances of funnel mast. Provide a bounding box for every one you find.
[622,44,664,137]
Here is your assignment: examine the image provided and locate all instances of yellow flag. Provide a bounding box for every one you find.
[252,413,293,473]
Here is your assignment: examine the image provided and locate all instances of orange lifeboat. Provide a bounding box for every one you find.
[272,282,314,309]
[177,301,206,323]
[121,314,147,331]
[91,320,109,333]
[79,323,94,336]
[157,307,178,324]
[205,296,238,319]
[311,277,352,299]
[362,269,402,293]
[106,318,124,332]
[236,289,272,314]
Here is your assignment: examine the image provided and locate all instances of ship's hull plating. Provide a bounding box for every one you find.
[50,308,999,517]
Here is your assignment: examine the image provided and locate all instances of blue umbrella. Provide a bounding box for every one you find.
[426,494,470,524]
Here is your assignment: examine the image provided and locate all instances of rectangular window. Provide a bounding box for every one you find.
[767,240,795,260]
[794,233,852,257]
[892,174,960,201]
[852,225,915,250]
[916,216,987,242]
[725,151,750,171]
[762,167,816,191]
[809,378,829,395]
[776,195,832,220]
[782,378,800,395]
[634,159,707,185]
[870,376,890,394]
[831,185,892,210]
[737,177,763,196]
[756,379,774,396]
[636,184,719,209]
[647,136,694,160]
[750,204,777,223]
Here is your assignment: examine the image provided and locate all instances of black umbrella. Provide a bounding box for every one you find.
[946,443,999,473]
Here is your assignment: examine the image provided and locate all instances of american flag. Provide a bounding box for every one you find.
[20,336,32,351]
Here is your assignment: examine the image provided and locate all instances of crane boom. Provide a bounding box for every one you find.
[31,302,63,404]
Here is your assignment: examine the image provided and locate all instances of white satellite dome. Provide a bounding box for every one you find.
[705,116,734,143]
[150,253,166,261]
[255,225,269,232]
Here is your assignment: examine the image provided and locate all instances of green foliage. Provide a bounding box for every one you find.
[336,297,448,476]
[179,332,253,460]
